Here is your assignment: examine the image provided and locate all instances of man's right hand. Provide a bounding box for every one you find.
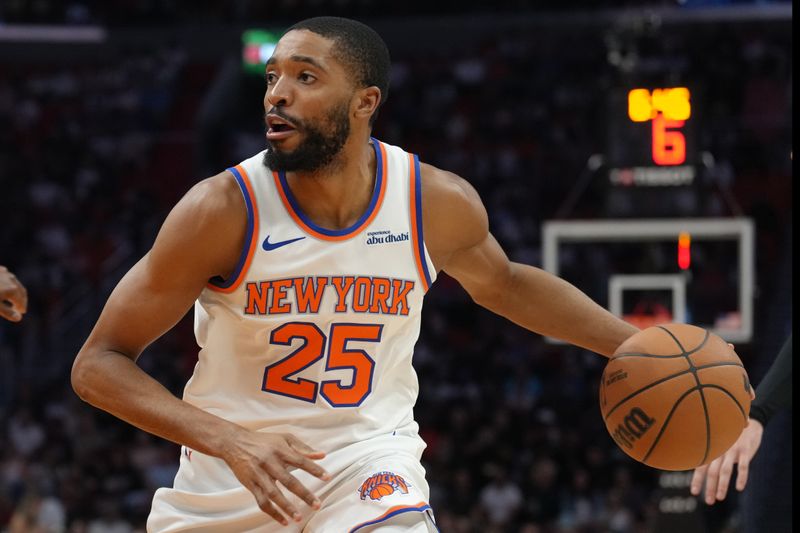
[222,431,332,526]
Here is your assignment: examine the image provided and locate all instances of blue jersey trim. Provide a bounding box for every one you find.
[348,503,433,532]
[209,166,255,288]
[277,138,383,237]
[412,154,433,289]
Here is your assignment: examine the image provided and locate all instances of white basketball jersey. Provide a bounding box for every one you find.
[185,137,436,454]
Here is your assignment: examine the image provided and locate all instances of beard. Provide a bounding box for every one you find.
[263,101,351,173]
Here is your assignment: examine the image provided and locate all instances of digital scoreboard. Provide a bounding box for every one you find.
[607,86,698,187]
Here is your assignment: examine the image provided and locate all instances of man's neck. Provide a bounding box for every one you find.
[284,135,377,231]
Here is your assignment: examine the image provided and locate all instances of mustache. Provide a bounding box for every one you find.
[265,109,301,129]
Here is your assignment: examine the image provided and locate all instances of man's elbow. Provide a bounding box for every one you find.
[469,287,502,310]
[71,349,98,403]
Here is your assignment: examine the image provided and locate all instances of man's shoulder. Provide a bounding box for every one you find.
[143,169,248,290]
[417,161,489,259]
[186,170,246,215]
[158,171,247,249]
[418,161,482,210]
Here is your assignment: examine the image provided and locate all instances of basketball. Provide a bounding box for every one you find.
[369,484,395,500]
[599,323,752,471]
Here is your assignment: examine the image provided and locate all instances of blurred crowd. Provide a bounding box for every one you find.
[0,43,188,532]
[1,0,790,26]
[0,11,791,533]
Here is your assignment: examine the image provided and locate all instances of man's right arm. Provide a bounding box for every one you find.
[72,172,247,453]
[71,171,329,525]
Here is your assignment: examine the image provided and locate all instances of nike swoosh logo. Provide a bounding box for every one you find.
[262,235,306,251]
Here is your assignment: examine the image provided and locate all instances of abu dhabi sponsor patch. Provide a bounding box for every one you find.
[366,230,409,246]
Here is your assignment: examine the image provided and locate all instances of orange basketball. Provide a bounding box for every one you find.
[599,323,751,471]
[369,484,394,500]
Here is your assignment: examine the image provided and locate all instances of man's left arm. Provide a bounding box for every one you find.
[422,164,638,357]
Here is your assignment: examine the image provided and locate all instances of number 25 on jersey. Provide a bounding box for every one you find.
[262,322,383,407]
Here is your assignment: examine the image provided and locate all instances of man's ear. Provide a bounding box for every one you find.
[353,86,381,121]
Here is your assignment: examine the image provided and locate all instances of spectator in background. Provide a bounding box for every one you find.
[7,407,45,457]
[521,456,562,526]
[8,486,66,533]
[557,467,599,530]
[86,498,133,533]
[479,466,524,526]
[0,266,27,322]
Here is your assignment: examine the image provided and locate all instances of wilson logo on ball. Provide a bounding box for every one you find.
[611,407,655,450]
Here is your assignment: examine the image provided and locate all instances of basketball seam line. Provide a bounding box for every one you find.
[642,386,700,464]
[660,326,712,466]
[700,384,748,420]
[612,353,692,359]
[656,326,711,357]
[613,329,712,359]
[697,384,712,465]
[641,383,747,467]
[602,367,691,421]
[601,361,744,421]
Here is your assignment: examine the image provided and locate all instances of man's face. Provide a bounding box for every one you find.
[262,30,354,172]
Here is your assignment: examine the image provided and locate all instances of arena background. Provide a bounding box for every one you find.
[0,1,791,532]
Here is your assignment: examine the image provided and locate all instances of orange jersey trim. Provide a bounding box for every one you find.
[206,164,259,293]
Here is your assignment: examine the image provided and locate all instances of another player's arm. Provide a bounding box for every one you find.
[0,265,27,322]
[71,172,329,525]
[690,334,792,504]
[421,164,638,357]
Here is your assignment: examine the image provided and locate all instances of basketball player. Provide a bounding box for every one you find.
[71,17,641,532]
[0,265,27,322]
[690,334,792,505]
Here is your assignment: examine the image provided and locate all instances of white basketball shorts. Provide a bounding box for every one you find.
[147,434,438,532]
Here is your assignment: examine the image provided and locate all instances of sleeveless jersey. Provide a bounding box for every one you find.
[184,138,436,455]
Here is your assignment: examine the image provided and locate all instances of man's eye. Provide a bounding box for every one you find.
[299,73,316,83]
[266,72,277,84]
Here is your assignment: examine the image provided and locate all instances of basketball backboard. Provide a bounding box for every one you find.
[542,218,754,343]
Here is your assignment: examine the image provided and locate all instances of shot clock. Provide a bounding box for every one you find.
[628,87,691,166]
[606,86,699,188]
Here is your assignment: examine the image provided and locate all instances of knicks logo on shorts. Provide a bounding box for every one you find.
[357,471,410,501]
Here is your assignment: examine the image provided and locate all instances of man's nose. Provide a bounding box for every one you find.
[266,77,291,108]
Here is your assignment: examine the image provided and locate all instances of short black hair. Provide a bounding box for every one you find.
[286,16,390,126]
